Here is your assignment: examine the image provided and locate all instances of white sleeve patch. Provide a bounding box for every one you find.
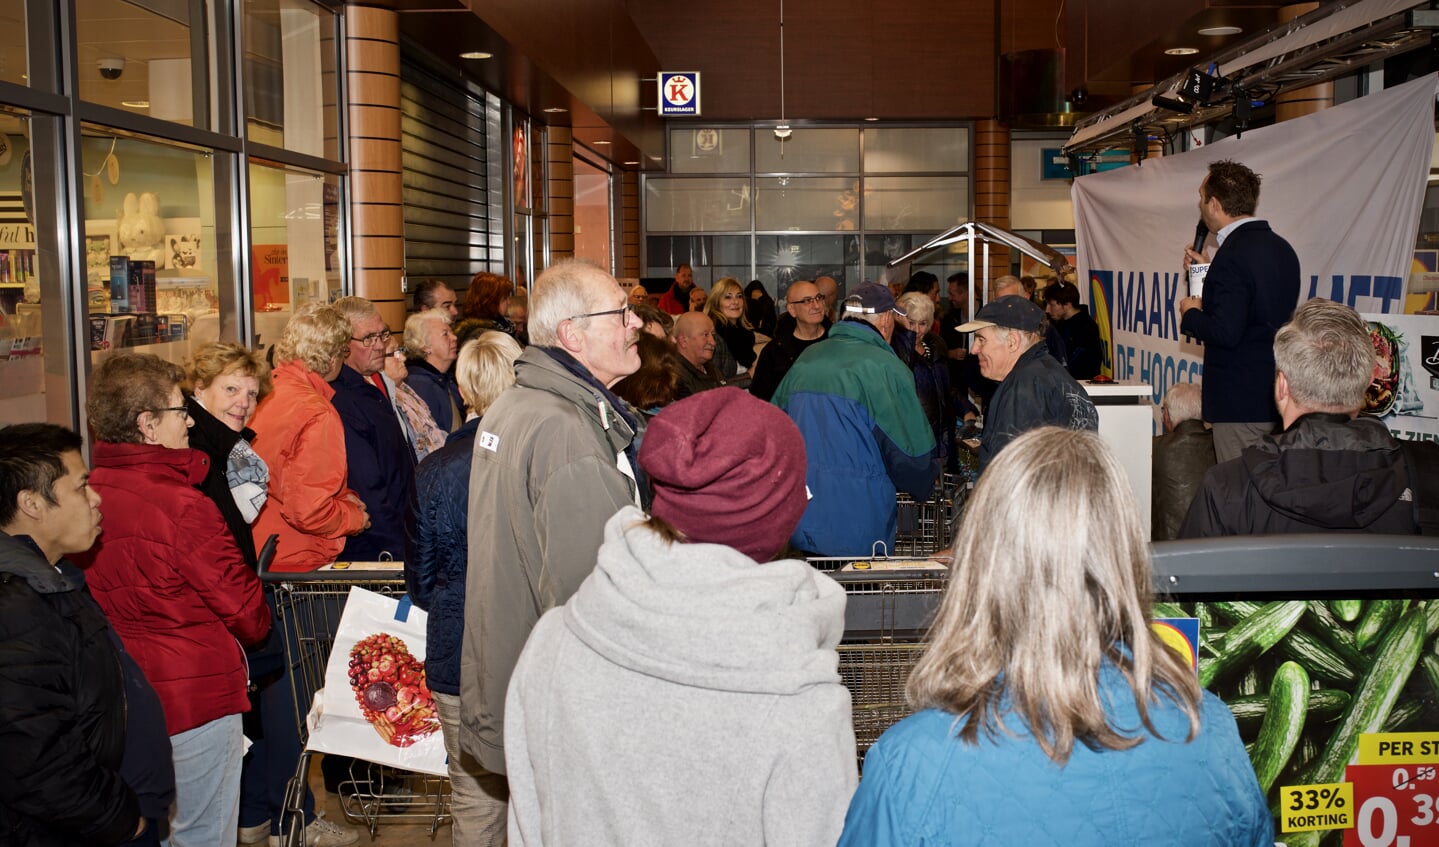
[479,431,500,452]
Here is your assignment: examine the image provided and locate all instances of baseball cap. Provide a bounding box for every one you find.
[956,295,1045,333]
[842,282,907,318]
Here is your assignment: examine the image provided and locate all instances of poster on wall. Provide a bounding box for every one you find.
[1072,73,1438,414]
[1360,312,1439,441]
[252,244,289,310]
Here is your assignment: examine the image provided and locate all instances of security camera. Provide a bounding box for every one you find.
[98,58,125,81]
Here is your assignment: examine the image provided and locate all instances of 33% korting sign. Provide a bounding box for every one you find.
[1341,732,1439,847]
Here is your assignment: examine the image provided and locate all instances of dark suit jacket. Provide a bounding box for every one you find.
[329,365,416,561]
[1179,219,1300,423]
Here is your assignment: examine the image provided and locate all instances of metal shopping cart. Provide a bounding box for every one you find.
[260,562,451,843]
[893,471,974,557]
[809,546,950,768]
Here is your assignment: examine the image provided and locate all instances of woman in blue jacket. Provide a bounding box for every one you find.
[838,427,1273,847]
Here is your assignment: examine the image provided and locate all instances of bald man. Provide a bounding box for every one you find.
[751,280,829,402]
[672,312,726,398]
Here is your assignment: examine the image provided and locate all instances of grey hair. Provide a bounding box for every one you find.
[906,427,1201,765]
[456,331,523,414]
[1161,382,1203,424]
[1273,298,1375,412]
[897,292,935,328]
[331,295,379,328]
[402,308,450,357]
[528,259,610,347]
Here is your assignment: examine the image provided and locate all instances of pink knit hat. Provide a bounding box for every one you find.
[639,387,808,562]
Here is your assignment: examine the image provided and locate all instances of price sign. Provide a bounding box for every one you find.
[1281,781,1354,833]
[1344,764,1439,847]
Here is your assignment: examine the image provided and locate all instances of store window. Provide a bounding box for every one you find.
[0,3,27,88]
[668,127,749,174]
[0,113,42,424]
[573,154,612,271]
[80,130,220,372]
[754,128,858,174]
[242,0,340,159]
[77,0,199,126]
[248,161,342,349]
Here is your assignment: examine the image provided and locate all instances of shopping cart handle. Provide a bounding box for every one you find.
[256,533,279,575]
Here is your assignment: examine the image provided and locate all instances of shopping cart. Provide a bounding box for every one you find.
[260,563,451,843]
[893,471,974,557]
[809,545,950,768]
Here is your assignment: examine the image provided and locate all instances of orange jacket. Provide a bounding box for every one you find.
[251,360,368,571]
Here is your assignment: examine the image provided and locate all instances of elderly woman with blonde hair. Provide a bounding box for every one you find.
[403,308,464,431]
[837,428,1272,847]
[703,276,756,382]
[249,303,370,573]
[406,331,524,845]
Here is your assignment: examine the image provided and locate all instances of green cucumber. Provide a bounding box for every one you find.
[1421,652,1439,701]
[1152,601,1186,619]
[1251,662,1309,793]
[1228,689,1350,735]
[1304,600,1361,654]
[1306,607,1427,788]
[1383,698,1427,732]
[1199,601,1307,689]
[1330,599,1363,622]
[1356,599,1404,651]
[1214,600,1359,686]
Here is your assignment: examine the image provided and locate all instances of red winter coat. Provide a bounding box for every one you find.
[76,442,269,736]
[250,360,369,571]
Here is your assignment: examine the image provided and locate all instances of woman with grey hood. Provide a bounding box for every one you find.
[504,386,857,846]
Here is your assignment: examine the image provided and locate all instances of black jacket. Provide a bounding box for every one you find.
[1179,413,1420,537]
[186,395,259,567]
[751,322,828,402]
[979,343,1099,471]
[0,532,140,846]
[1056,306,1103,381]
[330,364,417,561]
[405,357,465,432]
[1151,419,1216,541]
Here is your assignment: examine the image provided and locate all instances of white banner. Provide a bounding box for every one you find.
[1073,73,1438,411]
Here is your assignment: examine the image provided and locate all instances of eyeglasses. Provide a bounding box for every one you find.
[790,295,824,307]
[351,329,394,347]
[151,406,190,417]
[567,304,633,325]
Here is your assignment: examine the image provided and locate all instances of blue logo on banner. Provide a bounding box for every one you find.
[659,72,701,117]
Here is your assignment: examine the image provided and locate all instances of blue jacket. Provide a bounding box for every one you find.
[980,343,1099,471]
[838,666,1274,847]
[329,365,416,561]
[406,358,464,431]
[773,321,939,556]
[1179,220,1300,423]
[405,418,479,695]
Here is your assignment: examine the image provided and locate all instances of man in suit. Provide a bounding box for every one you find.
[1179,159,1301,463]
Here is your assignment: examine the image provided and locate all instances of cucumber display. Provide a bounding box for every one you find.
[1165,597,1439,847]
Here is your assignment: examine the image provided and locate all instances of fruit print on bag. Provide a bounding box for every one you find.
[347,632,439,747]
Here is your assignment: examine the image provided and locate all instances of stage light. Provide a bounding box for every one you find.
[1152,94,1194,114]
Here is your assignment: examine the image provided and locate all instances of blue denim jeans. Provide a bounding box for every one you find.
[162,713,245,847]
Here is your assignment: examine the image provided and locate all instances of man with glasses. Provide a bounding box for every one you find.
[459,259,646,781]
[329,296,416,563]
[750,280,830,402]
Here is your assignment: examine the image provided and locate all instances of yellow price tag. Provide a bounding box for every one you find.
[1358,732,1439,765]
[1279,781,1354,833]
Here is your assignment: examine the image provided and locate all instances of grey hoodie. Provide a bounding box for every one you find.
[504,506,858,846]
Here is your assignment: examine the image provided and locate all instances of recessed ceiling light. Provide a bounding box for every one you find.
[122,100,150,109]
[1198,25,1243,37]
[543,107,568,114]
[1164,47,1200,56]
[592,140,611,145]
[864,117,879,122]
[624,161,639,166]
[459,51,493,60]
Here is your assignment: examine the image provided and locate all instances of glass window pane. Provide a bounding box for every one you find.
[755,235,846,302]
[80,131,219,370]
[0,2,27,88]
[756,177,857,231]
[243,0,340,158]
[0,115,45,424]
[754,128,858,173]
[864,127,969,173]
[669,128,750,173]
[573,156,611,271]
[863,176,968,231]
[248,162,343,348]
[646,178,751,232]
[78,0,196,127]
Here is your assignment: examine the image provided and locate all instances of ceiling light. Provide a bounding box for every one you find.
[122,100,150,109]
[864,117,879,122]
[624,161,639,166]
[592,140,611,145]
[1164,47,1200,56]
[542,107,567,114]
[459,51,493,60]
[1198,25,1242,37]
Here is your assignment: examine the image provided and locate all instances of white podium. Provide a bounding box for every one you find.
[1083,381,1155,536]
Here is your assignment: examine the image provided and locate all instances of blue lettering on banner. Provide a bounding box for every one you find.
[1305,274,1404,313]
[1111,271,1183,340]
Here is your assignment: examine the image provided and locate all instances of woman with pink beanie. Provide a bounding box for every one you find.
[503,386,857,846]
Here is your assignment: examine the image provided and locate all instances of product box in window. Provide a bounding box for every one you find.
[89,314,136,351]
[109,257,130,313]
[127,261,157,313]
[126,313,167,347]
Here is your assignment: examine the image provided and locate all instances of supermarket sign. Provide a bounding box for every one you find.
[658,72,701,117]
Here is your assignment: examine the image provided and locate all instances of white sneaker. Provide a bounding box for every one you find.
[268,814,360,847]
[238,819,271,844]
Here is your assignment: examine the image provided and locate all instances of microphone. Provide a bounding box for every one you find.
[1193,219,1208,254]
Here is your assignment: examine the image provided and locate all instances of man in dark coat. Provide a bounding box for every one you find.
[751,280,829,402]
[330,296,416,561]
[0,424,172,846]
[1151,382,1215,541]
[1180,299,1429,537]
[1043,280,1103,380]
[1179,159,1301,462]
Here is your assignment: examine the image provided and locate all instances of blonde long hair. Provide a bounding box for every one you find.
[907,427,1201,764]
[703,277,753,330]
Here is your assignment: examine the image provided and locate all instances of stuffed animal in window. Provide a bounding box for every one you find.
[116,192,165,265]
[170,235,200,269]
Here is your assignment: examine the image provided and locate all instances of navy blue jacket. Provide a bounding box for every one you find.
[329,365,416,561]
[1180,220,1300,423]
[405,358,464,432]
[404,418,479,695]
